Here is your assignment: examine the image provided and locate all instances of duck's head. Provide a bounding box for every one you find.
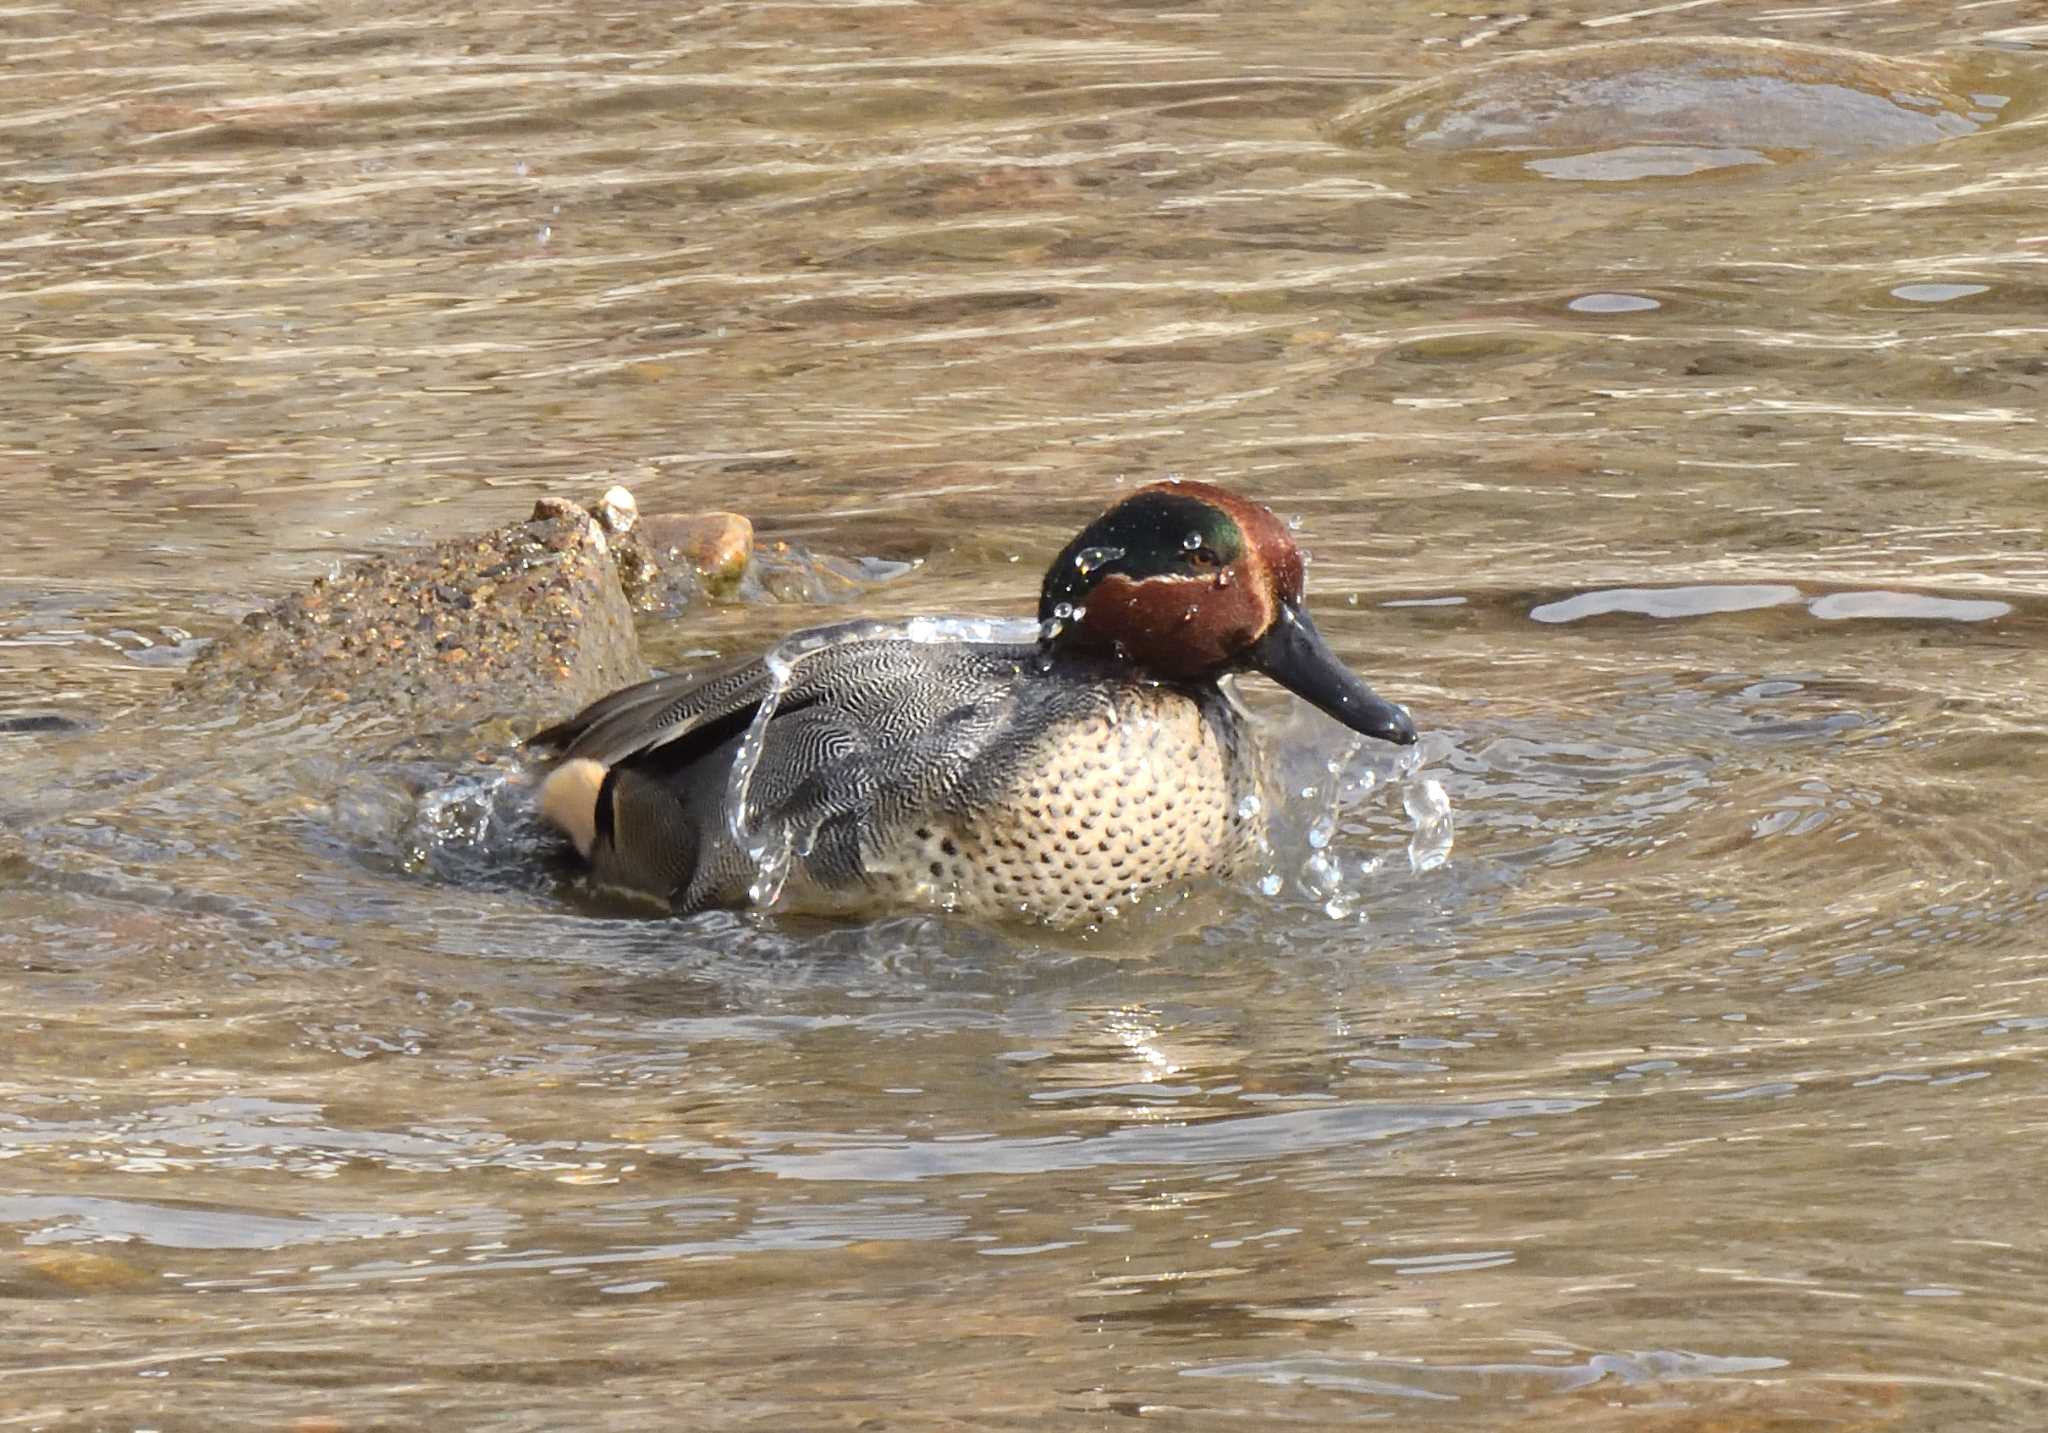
[1038,480,1417,745]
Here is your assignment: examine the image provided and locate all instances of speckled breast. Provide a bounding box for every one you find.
[860,685,1265,927]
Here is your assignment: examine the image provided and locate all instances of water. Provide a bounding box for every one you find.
[6,1,2048,1427]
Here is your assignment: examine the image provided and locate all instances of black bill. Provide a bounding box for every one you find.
[1248,604,1417,745]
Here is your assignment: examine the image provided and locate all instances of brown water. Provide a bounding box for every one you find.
[6,2,2048,1427]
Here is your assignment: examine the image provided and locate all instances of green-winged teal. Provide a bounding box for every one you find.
[533,480,1417,926]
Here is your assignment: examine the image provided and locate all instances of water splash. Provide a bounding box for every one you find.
[1398,748,1455,874]
[384,762,550,894]
[1256,707,1455,919]
[722,616,1042,909]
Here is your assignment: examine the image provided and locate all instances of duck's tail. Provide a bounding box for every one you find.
[538,757,608,859]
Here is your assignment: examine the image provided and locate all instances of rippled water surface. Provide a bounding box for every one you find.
[7,1,2048,1427]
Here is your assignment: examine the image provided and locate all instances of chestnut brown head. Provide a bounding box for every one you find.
[1038,480,1416,745]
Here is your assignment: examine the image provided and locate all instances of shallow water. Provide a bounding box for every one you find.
[7,1,2048,1427]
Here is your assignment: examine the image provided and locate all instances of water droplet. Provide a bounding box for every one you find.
[1236,794,1263,821]
[1303,849,1341,899]
[1183,532,1204,551]
[1338,766,1380,804]
[1287,514,1304,532]
[1037,602,1083,644]
[1403,775,1454,873]
[1258,873,1284,897]
[1216,570,1233,588]
[1073,545,1125,575]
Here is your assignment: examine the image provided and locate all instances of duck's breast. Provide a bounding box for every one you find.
[859,684,1263,926]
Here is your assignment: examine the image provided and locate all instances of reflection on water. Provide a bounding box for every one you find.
[6,0,2048,1426]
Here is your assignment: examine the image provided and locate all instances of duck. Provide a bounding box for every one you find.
[531,479,1417,927]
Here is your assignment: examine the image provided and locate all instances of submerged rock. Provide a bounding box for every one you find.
[626,511,756,614]
[0,713,86,736]
[743,538,912,606]
[1330,38,2006,179]
[17,1247,158,1294]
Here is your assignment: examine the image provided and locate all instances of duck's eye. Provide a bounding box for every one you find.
[1186,545,1221,569]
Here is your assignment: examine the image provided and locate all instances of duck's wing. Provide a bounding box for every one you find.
[529,650,777,772]
[530,627,1038,778]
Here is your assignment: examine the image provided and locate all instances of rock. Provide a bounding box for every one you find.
[609,528,681,616]
[1329,39,2005,179]
[632,511,754,605]
[744,539,906,606]
[168,485,898,740]
[176,500,651,735]
[0,713,86,735]
[19,1247,156,1293]
[593,484,639,538]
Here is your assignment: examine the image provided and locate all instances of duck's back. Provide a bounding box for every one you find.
[535,634,1266,924]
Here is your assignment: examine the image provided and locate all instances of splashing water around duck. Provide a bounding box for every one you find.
[1401,753,1456,873]
[1251,697,1455,921]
